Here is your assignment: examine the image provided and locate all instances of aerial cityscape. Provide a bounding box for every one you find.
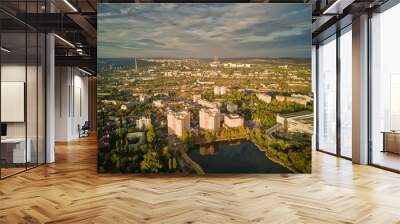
[97,3,312,174]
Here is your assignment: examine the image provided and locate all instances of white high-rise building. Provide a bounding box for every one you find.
[167,111,191,137]
[199,108,220,131]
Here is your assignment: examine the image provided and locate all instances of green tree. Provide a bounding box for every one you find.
[204,131,216,142]
[140,150,162,173]
[181,131,190,143]
[172,157,177,170]
[168,157,178,171]
[162,146,171,157]
[146,124,156,144]
[254,128,263,140]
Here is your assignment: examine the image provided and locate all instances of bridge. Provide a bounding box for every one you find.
[169,137,205,175]
[265,123,282,139]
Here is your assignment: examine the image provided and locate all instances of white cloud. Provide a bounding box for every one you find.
[98,3,311,58]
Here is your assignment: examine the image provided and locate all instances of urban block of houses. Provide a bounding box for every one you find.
[167,111,191,137]
[101,100,117,105]
[276,111,313,134]
[286,96,310,105]
[224,114,245,128]
[291,94,313,102]
[197,80,215,85]
[193,94,201,103]
[214,86,227,95]
[139,94,150,102]
[200,108,221,131]
[197,99,220,109]
[276,95,286,102]
[209,62,219,68]
[226,103,238,113]
[275,94,312,105]
[256,93,272,103]
[222,63,251,68]
[136,117,152,130]
[164,71,173,77]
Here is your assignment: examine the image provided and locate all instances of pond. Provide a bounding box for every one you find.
[189,140,291,174]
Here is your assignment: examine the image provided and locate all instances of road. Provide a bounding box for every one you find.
[169,136,205,175]
[265,123,282,139]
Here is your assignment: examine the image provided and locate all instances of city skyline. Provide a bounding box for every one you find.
[98,4,311,59]
[97,3,312,174]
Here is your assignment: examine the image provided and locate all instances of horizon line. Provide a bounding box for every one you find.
[98,56,311,59]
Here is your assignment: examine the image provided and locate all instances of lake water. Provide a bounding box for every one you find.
[189,140,291,174]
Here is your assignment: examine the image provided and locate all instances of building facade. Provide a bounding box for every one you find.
[256,94,272,103]
[167,111,191,137]
[139,94,150,102]
[199,108,221,131]
[224,114,244,128]
[226,103,238,113]
[193,94,201,103]
[136,117,152,130]
[197,99,219,109]
[286,96,310,105]
[214,86,227,95]
[276,95,286,102]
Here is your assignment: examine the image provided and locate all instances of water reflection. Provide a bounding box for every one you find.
[190,140,291,174]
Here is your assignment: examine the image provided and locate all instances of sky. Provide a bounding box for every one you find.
[98,4,311,59]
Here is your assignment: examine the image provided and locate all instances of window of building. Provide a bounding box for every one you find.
[370,2,400,171]
[0,2,46,179]
[339,25,352,158]
[317,35,337,154]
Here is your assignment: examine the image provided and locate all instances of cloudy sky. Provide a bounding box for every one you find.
[98,4,311,59]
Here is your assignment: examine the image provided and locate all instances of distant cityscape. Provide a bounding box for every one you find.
[97,57,313,174]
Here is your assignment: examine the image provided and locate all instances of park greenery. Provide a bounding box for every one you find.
[180,126,311,173]
[220,92,312,128]
[98,126,178,174]
[250,129,312,173]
